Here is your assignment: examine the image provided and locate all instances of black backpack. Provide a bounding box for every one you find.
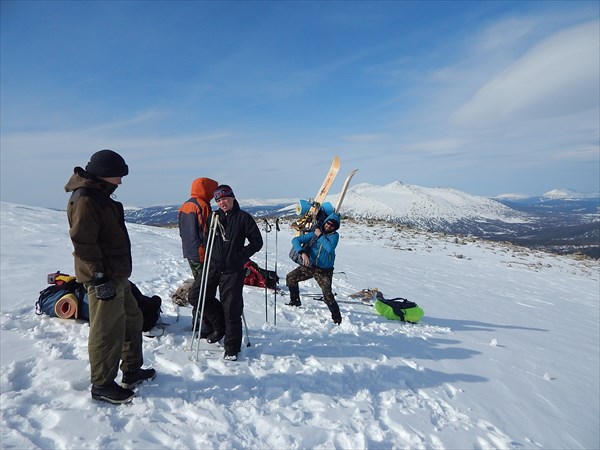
[130,282,162,332]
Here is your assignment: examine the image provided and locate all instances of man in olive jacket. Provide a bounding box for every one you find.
[65,149,155,404]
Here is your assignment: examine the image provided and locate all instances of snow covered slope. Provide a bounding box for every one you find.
[1,201,598,449]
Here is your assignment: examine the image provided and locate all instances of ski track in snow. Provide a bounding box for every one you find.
[1,203,598,449]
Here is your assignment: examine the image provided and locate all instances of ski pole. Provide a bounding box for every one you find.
[274,217,280,325]
[242,310,251,347]
[190,213,218,355]
[263,219,272,322]
[190,217,210,351]
[190,212,216,352]
[196,213,219,361]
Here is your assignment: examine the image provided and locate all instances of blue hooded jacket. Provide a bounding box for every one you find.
[291,212,341,269]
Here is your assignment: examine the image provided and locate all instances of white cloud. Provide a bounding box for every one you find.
[340,133,386,143]
[475,17,537,54]
[404,138,469,157]
[452,21,600,127]
[555,144,600,161]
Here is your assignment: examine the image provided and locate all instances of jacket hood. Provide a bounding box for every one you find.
[65,167,118,196]
[323,212,341,231]
[191,178,219,203]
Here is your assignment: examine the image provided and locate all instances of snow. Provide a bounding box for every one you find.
[1,201,599,449]
[332,182,531,225]
[542,188,600,200]
[494,193,531,200]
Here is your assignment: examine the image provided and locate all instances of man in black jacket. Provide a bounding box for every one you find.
[192,184,263,361]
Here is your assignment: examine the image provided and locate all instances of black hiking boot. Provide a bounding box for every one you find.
[287,285,301,307]
[328,301,342,325]
[206,330,225,344]
[121,368,156,389]
[91,381,135,405]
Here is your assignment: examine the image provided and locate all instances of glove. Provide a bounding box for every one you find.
[93,273,116,300]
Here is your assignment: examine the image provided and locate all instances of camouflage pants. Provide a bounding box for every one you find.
[187,259,204,279]
[286,265,336,304]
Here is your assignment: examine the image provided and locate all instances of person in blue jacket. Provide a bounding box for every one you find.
[286,212,342,325]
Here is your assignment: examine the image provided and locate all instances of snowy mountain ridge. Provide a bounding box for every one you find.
[122,182,598,230]
[329,182,530,226]
[124,181,534,228]
[496,188,600,201]
[541,188,600,200]
[120,182,598,257]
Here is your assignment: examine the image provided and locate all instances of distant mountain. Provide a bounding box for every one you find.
[125,182,533,229]
[496,188,599,201]
[123,182,599,258]
[495,193,531,200]
[124,202,291,226]
[124,204,181,226]
[479,188,599,258]
[494,189,599,218]
[541,188,599,200]
[332,182,531,230]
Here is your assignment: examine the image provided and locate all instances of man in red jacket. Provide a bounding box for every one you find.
[178,177,218,335]
[178,177,219,278]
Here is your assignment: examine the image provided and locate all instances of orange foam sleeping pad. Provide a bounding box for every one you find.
[54,293,79,319]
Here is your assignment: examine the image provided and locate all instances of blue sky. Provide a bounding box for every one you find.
[1,0,598,209]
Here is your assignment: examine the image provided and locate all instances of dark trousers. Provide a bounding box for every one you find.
[191,267,245,354]
[188,270,222,333]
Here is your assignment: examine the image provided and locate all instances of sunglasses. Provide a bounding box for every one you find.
[324,221,336,227]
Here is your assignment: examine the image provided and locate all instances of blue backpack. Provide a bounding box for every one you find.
[36,272,162,332]
[35,272,89,320]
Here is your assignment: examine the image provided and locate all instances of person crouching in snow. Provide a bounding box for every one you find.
[286,213,342,325]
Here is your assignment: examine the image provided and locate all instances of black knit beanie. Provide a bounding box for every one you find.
[85,150,129,177]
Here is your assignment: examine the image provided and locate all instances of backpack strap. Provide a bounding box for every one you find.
[379,297,418,319]
[182,197,206,230]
